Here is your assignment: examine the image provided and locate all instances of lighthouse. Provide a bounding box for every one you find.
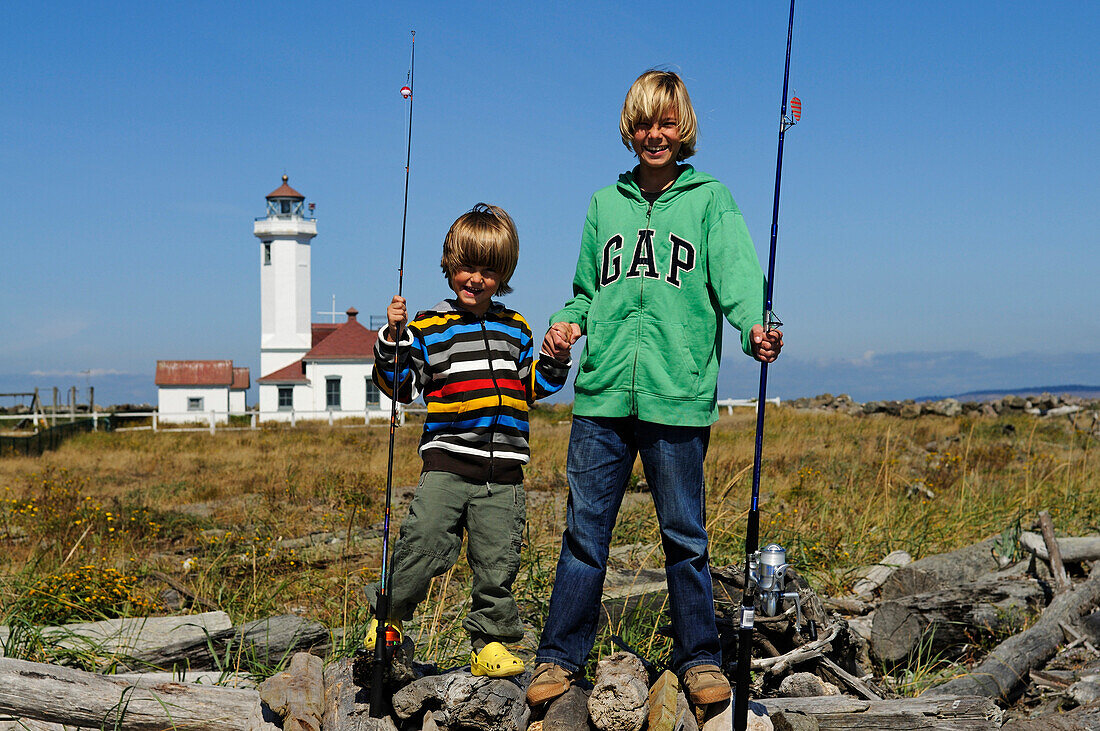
[254,175,317,378]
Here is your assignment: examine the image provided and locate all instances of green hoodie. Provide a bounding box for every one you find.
[552,166,765,426]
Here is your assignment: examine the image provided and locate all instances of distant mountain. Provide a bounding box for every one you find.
[925,385,1100,402]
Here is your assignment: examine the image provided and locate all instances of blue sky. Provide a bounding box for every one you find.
[2,1,1097,405]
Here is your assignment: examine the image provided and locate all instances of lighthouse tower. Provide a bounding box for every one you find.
[254,176,317,378]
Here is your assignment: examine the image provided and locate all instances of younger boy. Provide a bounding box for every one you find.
[529,71,783,705]
[366,203,570,677]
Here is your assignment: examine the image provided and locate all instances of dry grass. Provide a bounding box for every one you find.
[1,404,1097,676]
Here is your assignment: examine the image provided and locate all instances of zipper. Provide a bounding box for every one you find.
[630,199,656,414]
[478,316,503,483]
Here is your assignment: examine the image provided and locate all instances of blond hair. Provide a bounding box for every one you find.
[440,203,520,295]
[619,70,698,161]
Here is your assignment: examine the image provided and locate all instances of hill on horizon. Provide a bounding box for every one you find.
[919,384,1100,403]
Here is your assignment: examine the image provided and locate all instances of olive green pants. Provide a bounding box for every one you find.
[364,471,527,645]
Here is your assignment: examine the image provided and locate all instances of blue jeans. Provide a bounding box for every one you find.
[535,416,719,675]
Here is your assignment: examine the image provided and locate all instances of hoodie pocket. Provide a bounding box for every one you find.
[578,318,635,394]
[638,316,703,399]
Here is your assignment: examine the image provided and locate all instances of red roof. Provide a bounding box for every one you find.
[257,359,308,384]
[156,360,234,387]
[266,175,304,200]
[231,367,250,390]
[304,308,378,360]
[312,322,339,348]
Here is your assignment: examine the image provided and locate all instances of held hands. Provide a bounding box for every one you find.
[386,295,407,339]
[541,321,581,361]
[750,324,784,363]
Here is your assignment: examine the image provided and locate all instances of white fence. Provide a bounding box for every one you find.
[0,409,406,435]
[716,397,781,415]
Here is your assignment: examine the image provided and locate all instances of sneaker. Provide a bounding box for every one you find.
[682,664,731,705]
[363,618,403,652]
[525,662,573,706]
[470,642,525,677]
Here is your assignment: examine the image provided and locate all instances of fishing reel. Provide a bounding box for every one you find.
[747,543,815,639]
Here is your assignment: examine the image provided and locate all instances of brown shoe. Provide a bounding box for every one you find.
[525,663,572,706]
[682,664,731,705]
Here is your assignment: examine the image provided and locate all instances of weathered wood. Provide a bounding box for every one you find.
[851,550,911,600]
[815,656,881,701]
[647,670,679,731]
[127,614,328,672]
[696,698,770,731]
[759,695,1003,730]
[879,537,1001,599]
[587,652,647,731]
[1039,511,1071,593]
[871,574,1046,664]
[542,685,590,731]
[1020,531,1100,563]
[0,612,232,658]
[926,567,1100,703]
[821,596,873,616]
[321,657,358,731]
[754,622,843,675]
[110,671,256,688]
[258,652,323,731]
[391,673,528,730]
[0,656,278,731]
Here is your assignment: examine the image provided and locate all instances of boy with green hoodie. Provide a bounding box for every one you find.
[527,70,783,707]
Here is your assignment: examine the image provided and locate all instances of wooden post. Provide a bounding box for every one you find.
[291,409,297,427]
[52,387,58,426]
[210,411,216,435]
[152,412,158,432]
[89,385,94,413]
[1039,510,1071,594]
[70,387,76,420]
[252,413,258,429]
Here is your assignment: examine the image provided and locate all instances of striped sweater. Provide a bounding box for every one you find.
[373,299,570,483]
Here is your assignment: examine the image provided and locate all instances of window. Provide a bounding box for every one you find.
[280,200,291,215]
[263,242,271,265]
[326,378,341,410]
[187,397,204,412]
[277,387,293,410]
[365,377,380,407]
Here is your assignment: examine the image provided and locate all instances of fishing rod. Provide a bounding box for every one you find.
[734,2,799,729]
[370,29,415,719]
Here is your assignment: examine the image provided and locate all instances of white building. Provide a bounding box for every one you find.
[155,361,250,423]
[253,177,394,422]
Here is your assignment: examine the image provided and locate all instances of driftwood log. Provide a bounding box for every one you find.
[926,565,1100,703]
[258,652,323,731]
[391,672,530,731]
[871,572,1047,664]
[587,652,648,731]
[0,656,278,731]
[127,614,328,672]
[542,685,591,731]
[759,695,1003,730]
[1020,531,1100,563]
[851,550,912,600]
[647,670,679,731]
[0,612,232,659]
[1038,511,1072,593]
[879,537,1002,599]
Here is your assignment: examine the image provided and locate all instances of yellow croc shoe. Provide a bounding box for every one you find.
[471,642,525,677]
[364,618,403,652]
